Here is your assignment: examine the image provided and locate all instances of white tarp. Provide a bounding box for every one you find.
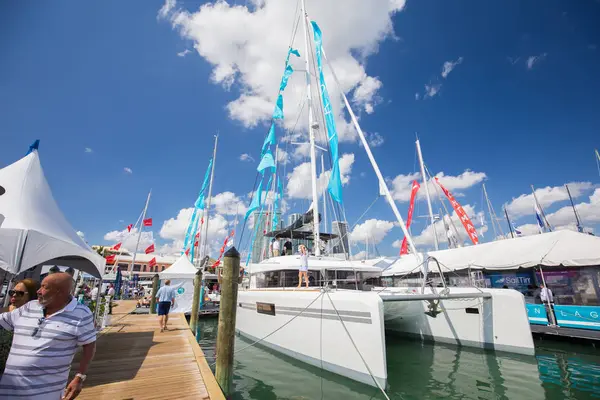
[383,230,600,276]
[0,151,105,277]
[158,255,198,314]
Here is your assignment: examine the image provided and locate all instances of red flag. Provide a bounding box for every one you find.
[194,241,199,247]
[200,217,204,224]
[195,232,200,239]
[435,177,479,245]
[106,254,116,264]
[185,248,190,256]
[145,244,155,254]
[127,224,133,232]
[400,180,420,255]
[143,218,153,227]
[113,242,122,251]
[148,257,157,267]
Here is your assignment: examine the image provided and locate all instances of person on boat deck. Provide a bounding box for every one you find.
[283,240,292,256]
[540,284,554,304]
[271,238,280,257]
[297,245,309,288]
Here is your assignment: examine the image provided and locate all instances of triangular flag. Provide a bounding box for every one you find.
[185,248,190,256]
[127,224,133,232]
[289,48,300,57]
[113,242,122,251]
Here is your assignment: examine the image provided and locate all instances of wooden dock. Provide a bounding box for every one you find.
[72,301,225,400]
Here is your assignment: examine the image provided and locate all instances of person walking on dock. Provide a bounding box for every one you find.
[156,280,176,332]
[0,272,97,400]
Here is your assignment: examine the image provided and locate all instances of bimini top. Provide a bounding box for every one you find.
[248,255,383,274]
[0,150,105,278]
[383,230,600,276]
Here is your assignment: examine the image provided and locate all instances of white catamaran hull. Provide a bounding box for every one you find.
[236,289,387,388]
[379,287,535,355]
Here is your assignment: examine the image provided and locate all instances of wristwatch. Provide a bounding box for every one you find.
[75,373,87,382]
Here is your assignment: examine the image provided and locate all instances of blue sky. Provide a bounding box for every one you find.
[1,0,599,258]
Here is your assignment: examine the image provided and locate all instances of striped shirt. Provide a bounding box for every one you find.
[0,298,96,399]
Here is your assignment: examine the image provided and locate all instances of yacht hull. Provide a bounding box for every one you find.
[380,287,535,355]
[236,289,387,388]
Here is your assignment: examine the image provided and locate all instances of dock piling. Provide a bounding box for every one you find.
[190,268,203,333]
[149,273,159,314]
[215,246,240,397]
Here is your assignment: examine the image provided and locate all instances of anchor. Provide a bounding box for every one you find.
[424,299,442,318]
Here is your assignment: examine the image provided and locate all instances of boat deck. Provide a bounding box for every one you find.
[531,324,600,343]
[71,300,224,400]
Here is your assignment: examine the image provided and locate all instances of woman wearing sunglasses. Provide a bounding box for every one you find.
[0,279,40,374]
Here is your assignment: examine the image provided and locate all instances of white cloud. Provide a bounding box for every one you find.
[177,49,191,57]
[159,0,405,142]
[350,250,368,261]
[424,83,441,99]
[526,53,547,70]
[84,147,93,153]
[124,167,133,174]
[441,57,463,79]
[391,170,486,202]
[546,188,600,228]
[391,238,402,248]
[239,153,255,162]
[352,76,382,114]
[104,228,154,253]
[366,132,384,147]
[210,191,247,216]
[76,231,86,241]
[349,218,394,244]
[506,182,593,218]
[286,153,354,199]
[276,148,290,165]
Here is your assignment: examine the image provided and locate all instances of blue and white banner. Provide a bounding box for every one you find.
[554,305,600,331]
[311,21,343,204]
[526,304,548,325]
[183,159,213,254]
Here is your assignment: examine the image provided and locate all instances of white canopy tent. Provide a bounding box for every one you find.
[383,230,600,276]
[158,254,199,314]
[0,150,105,278]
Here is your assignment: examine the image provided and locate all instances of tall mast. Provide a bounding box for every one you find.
[596,149,600,177]
[321,153,327,234]
[300,0,321,255]
[426,164,463,247]
[504,207,515,239]
[415,138,439,250]
[565,184,583,232]
[130,190,151,273]
[483,183,504,239]
[322,49,420,259]
[201,134,219,260]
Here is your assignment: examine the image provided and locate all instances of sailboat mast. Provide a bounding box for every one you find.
[415,138,439,250]
[130,190,151,274]
[321,49,420,259]
[531,184,552,231]
[321,152,327,234]
[504,207,515,239]
[565,184,583,232]
[300,0,321,255]
[596,149,600,177]
[201,134,219,260]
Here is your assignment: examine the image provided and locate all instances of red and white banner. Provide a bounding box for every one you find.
[434,177,479,245]
[145,244,155,254]
[113,242,122,251]
[148,257,157,267]
[400,180,420,255]
[143,218,153,227]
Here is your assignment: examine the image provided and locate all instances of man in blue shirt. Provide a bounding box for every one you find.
[155,280,176,332]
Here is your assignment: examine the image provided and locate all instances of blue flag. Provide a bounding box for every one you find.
[245,178,263,221]
[257,149,276,172]
[272,94,284,120]
[262,123,276,155]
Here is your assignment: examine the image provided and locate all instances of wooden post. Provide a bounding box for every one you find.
[215,247,240,397]
[149,274,160,315]
[189,269,203,333]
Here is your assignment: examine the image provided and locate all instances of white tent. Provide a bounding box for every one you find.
[383,230,600,276]
[158,254,199,314]
[0,150,105,278]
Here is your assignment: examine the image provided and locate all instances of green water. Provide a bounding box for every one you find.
[196,318,600,399]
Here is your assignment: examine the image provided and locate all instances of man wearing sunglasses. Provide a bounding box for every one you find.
[0,272,97,400]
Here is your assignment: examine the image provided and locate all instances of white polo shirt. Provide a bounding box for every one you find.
[0,297,96,399]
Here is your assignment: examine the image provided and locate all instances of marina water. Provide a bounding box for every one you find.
[197,318,599,399]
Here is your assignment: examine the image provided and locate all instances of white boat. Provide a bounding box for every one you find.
[233,0,534,390]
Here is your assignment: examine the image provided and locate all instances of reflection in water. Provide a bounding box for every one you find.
[196,318,600,399]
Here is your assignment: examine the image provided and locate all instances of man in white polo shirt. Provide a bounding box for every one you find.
[0,272,97,399]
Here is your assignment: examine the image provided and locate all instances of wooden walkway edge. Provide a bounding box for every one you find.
[72,301,225,400]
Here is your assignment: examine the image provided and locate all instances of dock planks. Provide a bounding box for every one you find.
[72,301,224,400]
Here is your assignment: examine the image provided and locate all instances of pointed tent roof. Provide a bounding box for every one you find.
[0,150,105,277]
[159,254,198,279]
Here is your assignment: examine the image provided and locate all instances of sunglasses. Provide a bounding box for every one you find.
[8,290,25,298]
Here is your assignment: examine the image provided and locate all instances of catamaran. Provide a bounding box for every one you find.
[234,0,534,389]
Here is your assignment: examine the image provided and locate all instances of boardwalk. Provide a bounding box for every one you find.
[72,301,224,400]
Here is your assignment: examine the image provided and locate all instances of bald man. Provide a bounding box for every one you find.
[0,272,97,400]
